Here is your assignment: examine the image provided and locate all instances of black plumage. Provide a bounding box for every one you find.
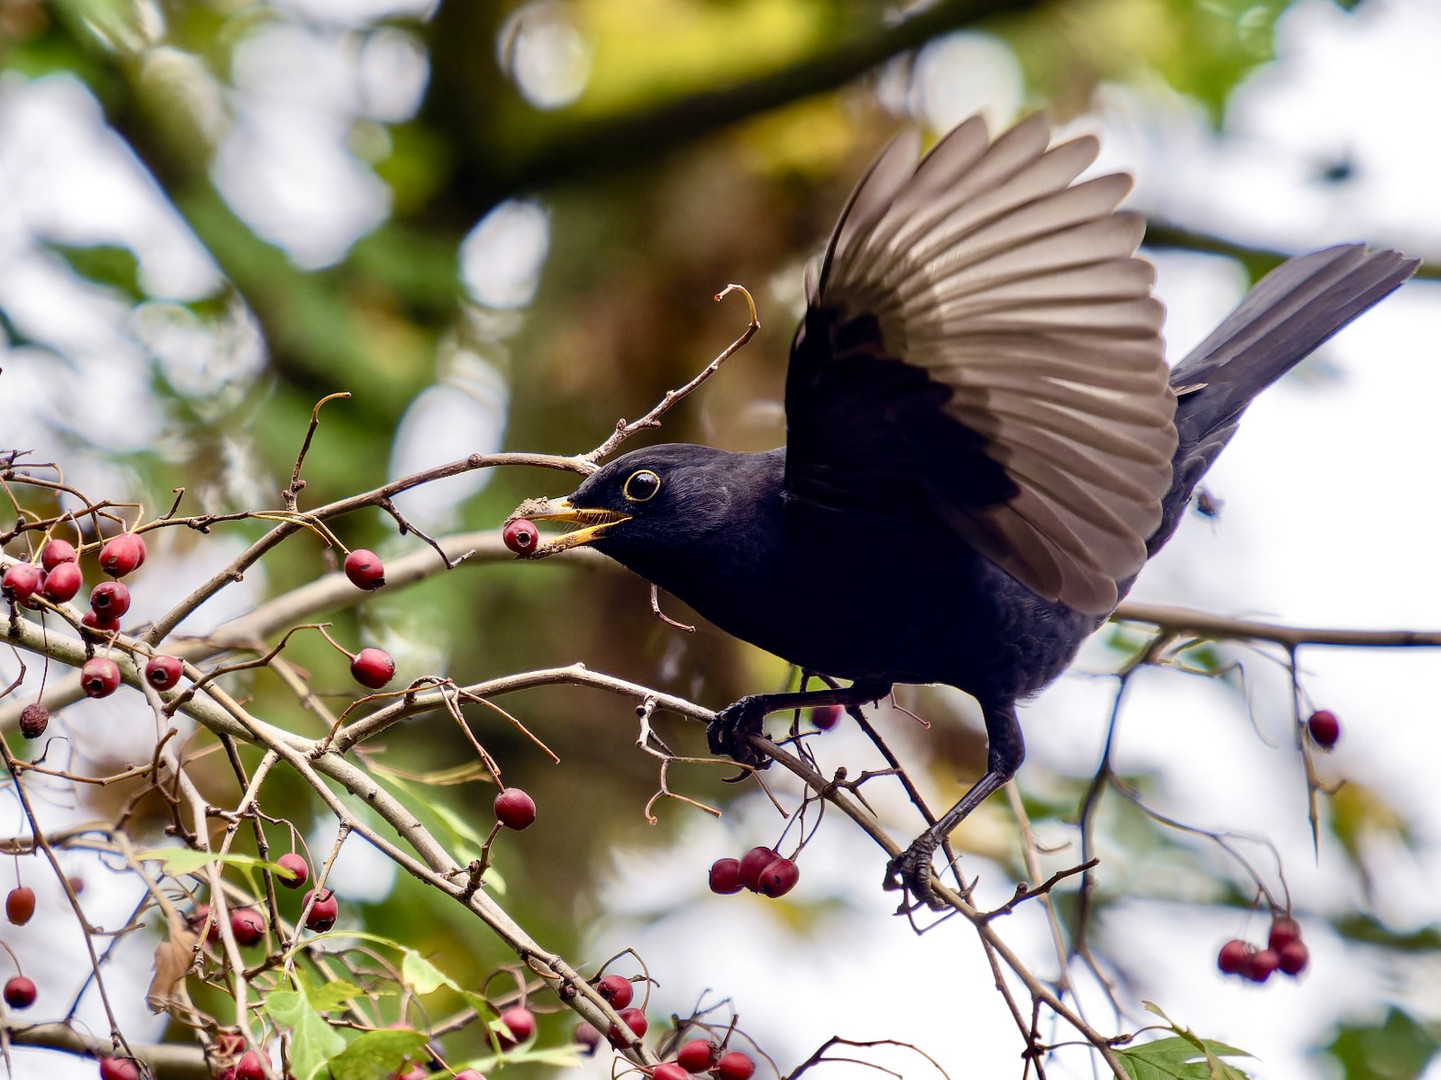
[512,113,1417,895]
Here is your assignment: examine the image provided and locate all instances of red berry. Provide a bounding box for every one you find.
[303,888,338,931]
[1268,917,1302,952]
[574,1022,602,1053]
[350,647,395,689]
[1278,940,1310,976]
[229,907,265,946]
[81,611,121,635]
[235,1051,265,1080]
[18,703,48,739]
[99,1057,141,1080]
[191,904,221,943]
[497,1005,536,1049]
[89,580,131,618]
[494,787,537,830]
[757,856,800,898]
[6,885,35,925]
[145,654,183,691]
[714,1052,755,1080]
[1247,948,1281,983]
[608,1007,647,1045]
[41,539,78,570]
[81,656,122,698]
[1217,939,1252,975]
[738,846,778,892]
[708,857,743,895]
[98,533,146,577]
[502,519,539,556]
[1307,709,1340,749]
[214,1033,246,1059]
[41,561,83,602]
[596,973,633,1008]
[811,704,841,730]
[452,1072,486,1080]
[2,975,35,1008]
[2,563,42,603]
[344,549,386,590]
[276,852,309,889]
[654,1065,690,1080]
[676,1039,718,1073]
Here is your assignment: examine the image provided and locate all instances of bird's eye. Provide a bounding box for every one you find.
[622,469,661,503]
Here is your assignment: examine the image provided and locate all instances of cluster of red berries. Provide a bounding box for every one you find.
[1217,915,1309,983]
[3,884,38,1008]
[708,846,800,899]
[652,1040,756,1080]
[1307,709,1340,749]
[188,853,331,947]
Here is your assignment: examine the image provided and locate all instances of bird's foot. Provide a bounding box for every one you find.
[707,694,775,770]
[883,832,947,911]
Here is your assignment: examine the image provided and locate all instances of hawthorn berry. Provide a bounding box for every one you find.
[98,533,146,577]
[738,846,778,892]
[81,611,121,635]
[81,656,122,699]
[230,908,265,946]
[90,581,131,619]
[18,703,48,739]
[676,1039,718,1073]
[344,549,386,590]
[574,1022,602,1054]
[810,704,841,730]
[190,904,222,943]
[3,975,36,1009]
[1,563,41,603]
[1268,917,1302,952]
[596,973,633,1008]
[303,888,338,931]
[1307,709,1341,749]
[41,561,83,602]
[235,1051,265,1080]
[452,1072,487,1080]
[350,647,396,689]
[41,539,77,571]
[708,858,743,895]
[502,519,539,556]
[98,1057,141,1080]
[145,654,183,691]
[715,1051,756,1080]
[497,1005,536,1049]
[1247,948,1281,983]
[214,1033,246,1058]
[494,787,537,830]
[757,856,800,898]
[6,886,35,925]
[608,1007,647,1045]
[654,1064,690,1080]
[276,852,309,889]
[1217,939,1252,976]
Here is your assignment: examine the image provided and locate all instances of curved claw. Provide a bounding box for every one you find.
[883,833,946,910]
[706,694,775,770]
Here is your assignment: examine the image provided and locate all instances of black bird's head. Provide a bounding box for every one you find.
[508,444,765,567]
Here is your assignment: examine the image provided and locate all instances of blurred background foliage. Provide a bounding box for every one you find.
[0,0,1436,1077]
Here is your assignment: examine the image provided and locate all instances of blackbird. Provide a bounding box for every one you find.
[511,113,1417,896]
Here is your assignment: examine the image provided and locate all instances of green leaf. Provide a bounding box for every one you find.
[45,242,144,301]
[304,979,365,1013]
[264,988,347,1080]
[1324,1007,1439,1080]
[327,1028,429,1080]
[401,949,457,995]
[1117,1036,1251,1080]
[136,848,274,876]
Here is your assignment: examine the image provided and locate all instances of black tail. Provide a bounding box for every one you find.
[1149,244,1419,554]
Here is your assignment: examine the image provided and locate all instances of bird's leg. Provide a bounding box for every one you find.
[708,679,892,768]
[885,700,1024,906]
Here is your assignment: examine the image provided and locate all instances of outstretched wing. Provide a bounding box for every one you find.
[784,114,1177,615]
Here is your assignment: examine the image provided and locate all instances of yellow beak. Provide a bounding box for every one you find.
[509,497,630,558]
